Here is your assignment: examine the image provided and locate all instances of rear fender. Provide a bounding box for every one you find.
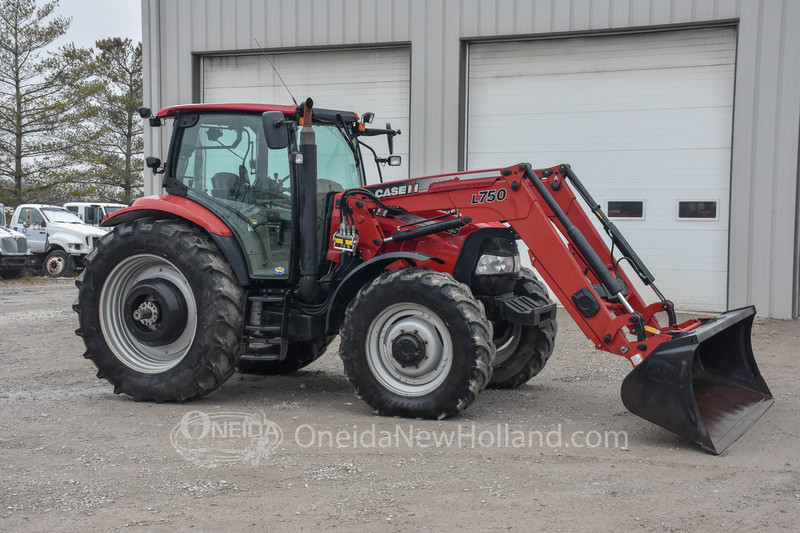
[325,252,441,332]
[102,195,250,285]
[103,195,233,236]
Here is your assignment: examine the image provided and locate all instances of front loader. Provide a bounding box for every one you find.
[74,99,772,453]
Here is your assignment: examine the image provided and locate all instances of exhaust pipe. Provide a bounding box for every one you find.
[297,98,318,303]
[621,306,773,454]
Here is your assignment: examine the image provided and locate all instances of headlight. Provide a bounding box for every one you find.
[474,254,520,275]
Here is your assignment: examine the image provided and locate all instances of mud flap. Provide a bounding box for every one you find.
[620,306,773,454]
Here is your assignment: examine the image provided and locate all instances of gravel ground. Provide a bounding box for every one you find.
[0,278,798,532]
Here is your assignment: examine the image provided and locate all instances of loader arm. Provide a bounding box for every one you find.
[332,162,773,453]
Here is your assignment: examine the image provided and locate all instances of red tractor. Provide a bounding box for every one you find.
[75,99,772,453]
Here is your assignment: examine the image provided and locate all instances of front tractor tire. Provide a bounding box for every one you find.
[339,269,494,419]
[488,268,557,389]
[74,218,245,402]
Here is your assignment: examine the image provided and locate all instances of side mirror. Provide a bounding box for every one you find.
[385,123,399,155]
[146,156,162,172]
[362,112,374,124]
[262,111,289,150]
[387,155,402,166]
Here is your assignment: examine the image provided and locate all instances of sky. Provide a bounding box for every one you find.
[52,0,142,49]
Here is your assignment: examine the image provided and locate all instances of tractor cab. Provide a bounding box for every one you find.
[140,103,398,282]
[153,104,363,280]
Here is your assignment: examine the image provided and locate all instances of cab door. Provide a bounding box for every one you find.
[15,208,47,253]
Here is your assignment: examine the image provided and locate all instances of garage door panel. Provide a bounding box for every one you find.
[468,28,735,311]
[469,31,736,77]
[204,48,410,183]
[474,111,731,155]
[469,69,735,114]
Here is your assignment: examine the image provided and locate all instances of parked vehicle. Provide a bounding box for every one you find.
[10,204,106,277]
[64,202,127,229]
[0,203,31,279]
[75,100,772,453]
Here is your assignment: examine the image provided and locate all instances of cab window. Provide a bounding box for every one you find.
[20,208,45,227]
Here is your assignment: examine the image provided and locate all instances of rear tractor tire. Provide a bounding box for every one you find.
[488,267,557,389]
[339,268,494,419]
[74,218,245,402]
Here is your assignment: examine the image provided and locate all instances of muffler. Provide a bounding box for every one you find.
[620,306,773,454]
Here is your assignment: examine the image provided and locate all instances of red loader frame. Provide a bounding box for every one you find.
[330,162,772,453]
[334,162,692,366]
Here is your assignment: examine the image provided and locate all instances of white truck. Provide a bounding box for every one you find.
[63,202,126,229]
[10,204,106,277]
[0,203,31,279]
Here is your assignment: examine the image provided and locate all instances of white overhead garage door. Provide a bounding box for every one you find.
[203,47,410,183]
[468,28,736,312]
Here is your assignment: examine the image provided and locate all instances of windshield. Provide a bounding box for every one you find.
[42,207,84,224]
[172,112,362,278]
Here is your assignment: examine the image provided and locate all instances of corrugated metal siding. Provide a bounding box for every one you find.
[467,28,737,311]
[141,0,800,318]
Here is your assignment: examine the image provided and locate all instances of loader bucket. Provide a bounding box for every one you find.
[620,306,773,454]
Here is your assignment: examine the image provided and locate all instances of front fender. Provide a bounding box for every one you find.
[325,252,442,332]
[46,232,84,256]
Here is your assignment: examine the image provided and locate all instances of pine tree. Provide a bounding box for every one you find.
[64,37,143,204]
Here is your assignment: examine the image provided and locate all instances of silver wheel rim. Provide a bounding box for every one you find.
[493,322,522,366]
[366,302,453,397]
[99,254,197,374]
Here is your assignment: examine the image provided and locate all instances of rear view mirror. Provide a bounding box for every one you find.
[262,111,289,150]
[146,156,161,170]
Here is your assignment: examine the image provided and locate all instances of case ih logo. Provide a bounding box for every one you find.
[372,182,420,198]
[170,411,283,467]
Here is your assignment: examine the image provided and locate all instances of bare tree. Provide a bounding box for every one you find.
[0,0,95,204]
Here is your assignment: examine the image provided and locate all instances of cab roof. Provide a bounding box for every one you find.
[157,103,359,123]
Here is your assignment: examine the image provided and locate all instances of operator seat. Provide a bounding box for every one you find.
[211,171,252,202]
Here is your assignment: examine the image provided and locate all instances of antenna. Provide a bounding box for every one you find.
[254,39,297,106]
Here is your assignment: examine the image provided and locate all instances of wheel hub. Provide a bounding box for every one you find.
[46,257,65,275]
[123,279,188,346]
[391,331,427,367]
[132,301,159,325]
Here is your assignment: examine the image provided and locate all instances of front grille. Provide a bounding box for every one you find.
[1,234,28,254]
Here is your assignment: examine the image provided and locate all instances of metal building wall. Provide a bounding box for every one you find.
[141,0,800,318]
